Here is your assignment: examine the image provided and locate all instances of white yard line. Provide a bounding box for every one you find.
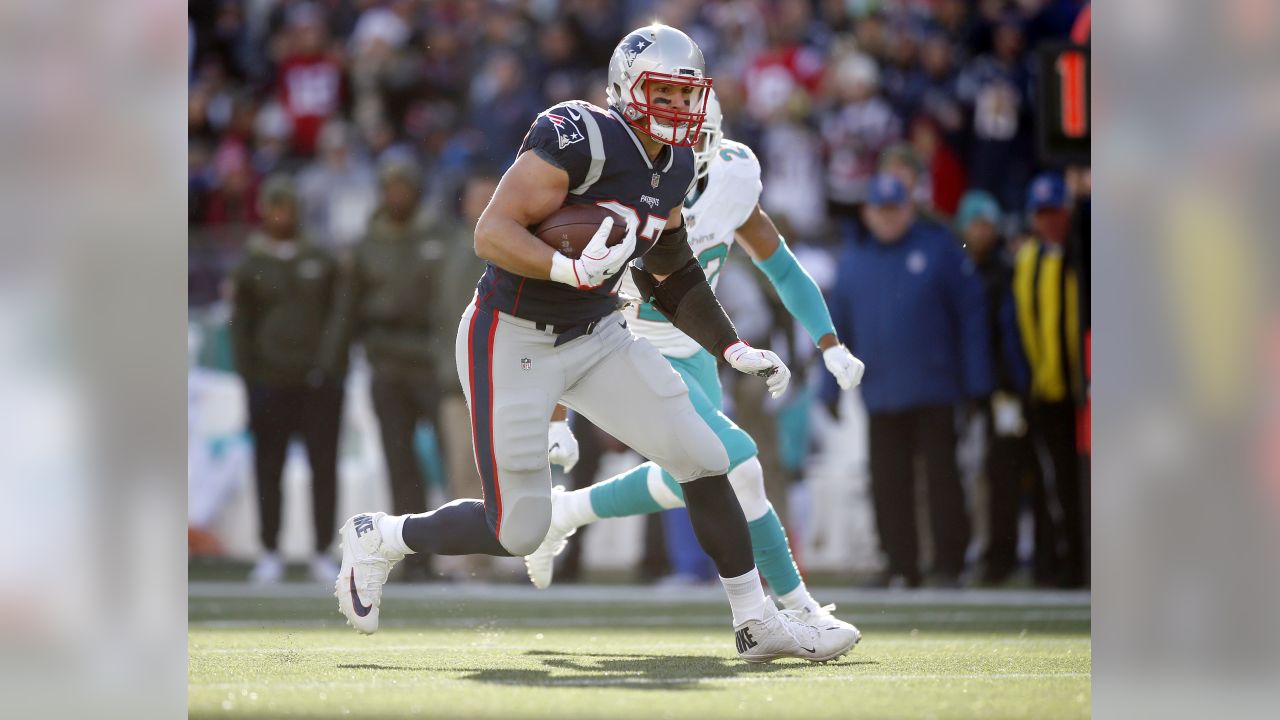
[187,581,1089,607]
[190,608,1090,630]
[192,672,1091,691]
[191,636,1089,655]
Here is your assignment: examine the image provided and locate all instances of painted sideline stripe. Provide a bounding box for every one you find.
[190,609,1090,630]
[191,637,1091,654]
[192,672,1091,691]
[187,581,1089,607]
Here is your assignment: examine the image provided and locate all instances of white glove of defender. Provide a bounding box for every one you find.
[547,420,579,472]
[548,216,637,290]
[724,341,791,398]
[823,344,865,390]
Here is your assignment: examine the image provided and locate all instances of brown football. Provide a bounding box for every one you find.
[533,204,626,260]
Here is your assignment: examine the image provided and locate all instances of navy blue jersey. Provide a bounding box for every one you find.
[474,101,697,326]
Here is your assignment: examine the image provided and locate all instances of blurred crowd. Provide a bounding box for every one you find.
[188,0,1090,589]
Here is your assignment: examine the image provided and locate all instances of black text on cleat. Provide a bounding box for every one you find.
[354,515,374,537]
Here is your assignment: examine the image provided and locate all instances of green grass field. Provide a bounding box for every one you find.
[189,583,1090,719]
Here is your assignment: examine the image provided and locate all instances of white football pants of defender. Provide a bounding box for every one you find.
[455,298,730,556]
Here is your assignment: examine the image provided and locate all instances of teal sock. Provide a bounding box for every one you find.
[589,462,682,518]
[747,507,803,596]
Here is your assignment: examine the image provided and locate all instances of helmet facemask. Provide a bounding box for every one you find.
[692,90,723,180]
[622,70,712,147]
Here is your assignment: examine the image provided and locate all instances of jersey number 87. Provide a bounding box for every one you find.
[596,200,668,242]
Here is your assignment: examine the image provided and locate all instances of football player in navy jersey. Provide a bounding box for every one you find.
[525,91,865,642]
[335,23,859,663]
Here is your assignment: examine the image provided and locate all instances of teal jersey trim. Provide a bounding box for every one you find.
[667,350,758,467]
[752,239,836,345]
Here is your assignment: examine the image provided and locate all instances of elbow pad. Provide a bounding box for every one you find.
[641,224,693,276]
[630,260,740,356]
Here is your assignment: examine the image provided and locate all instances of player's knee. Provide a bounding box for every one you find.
[497,493,552,556]
[687,436,730,479]
[718,425,758,468]
[683,411,730,475]
[728,456,770,521]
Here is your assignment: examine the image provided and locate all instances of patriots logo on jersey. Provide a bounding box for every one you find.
[546,113,584,149]
[620,33,652,67]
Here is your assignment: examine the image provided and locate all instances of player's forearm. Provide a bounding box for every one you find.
[631,260,740,356]
[473,215,558,280]
[752,240,837,347]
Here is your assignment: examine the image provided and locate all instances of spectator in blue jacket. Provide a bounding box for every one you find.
[825,173,994,587]
[955,189,1035,585]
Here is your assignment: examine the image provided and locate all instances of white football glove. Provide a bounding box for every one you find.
[724,341,791,398]
[547,420,579,472]
[823,344,865,390]
[549,215,637,290]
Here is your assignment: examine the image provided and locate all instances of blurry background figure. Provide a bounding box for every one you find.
[187,327,249,557]
[466,50,542,172]
[1013,172,1088,588]
[906,115,968,217]
[339,158,449,582]
[957,11,1034,214]
[228,175,347,584]
[296,120,378,252]
[821,52,902,222]
[276,2,343,157]
[824,174,992,588]
[878,143,948,226]
[954,189,1035,585]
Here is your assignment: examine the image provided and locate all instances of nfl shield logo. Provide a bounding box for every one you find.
[520,357,532,371]
[651,173,660,188]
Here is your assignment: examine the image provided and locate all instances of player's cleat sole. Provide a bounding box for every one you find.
[334,512,403,635]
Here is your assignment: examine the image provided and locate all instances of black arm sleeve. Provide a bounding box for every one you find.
[631,259,740,356]
[642,224,694,275]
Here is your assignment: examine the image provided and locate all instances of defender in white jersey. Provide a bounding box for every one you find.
[532,92,867,633]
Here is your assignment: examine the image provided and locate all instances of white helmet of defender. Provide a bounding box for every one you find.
[606,24,713,147]
[692,89,724,180]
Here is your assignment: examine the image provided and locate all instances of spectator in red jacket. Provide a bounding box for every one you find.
[909,114,968,217]
[276,4,344,156]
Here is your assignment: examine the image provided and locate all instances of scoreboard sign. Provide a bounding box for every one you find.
[1037,42,1090,165]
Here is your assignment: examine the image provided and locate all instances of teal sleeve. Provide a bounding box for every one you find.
[751,239,837,346]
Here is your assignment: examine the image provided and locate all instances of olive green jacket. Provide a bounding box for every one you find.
[229,233,347,386]
[341,209,459,384]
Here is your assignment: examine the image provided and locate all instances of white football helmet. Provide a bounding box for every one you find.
[692,89,724,180]
[607,24,712,147]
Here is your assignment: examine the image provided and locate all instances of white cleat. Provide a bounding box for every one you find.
[334,512,403,634]
[735,601,860,664]
[794,602,863,646]
[523,486,576,589]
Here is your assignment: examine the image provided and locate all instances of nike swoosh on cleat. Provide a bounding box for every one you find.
[349,570,373,617]
[549,443,560,452]
[801,646,816,653]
